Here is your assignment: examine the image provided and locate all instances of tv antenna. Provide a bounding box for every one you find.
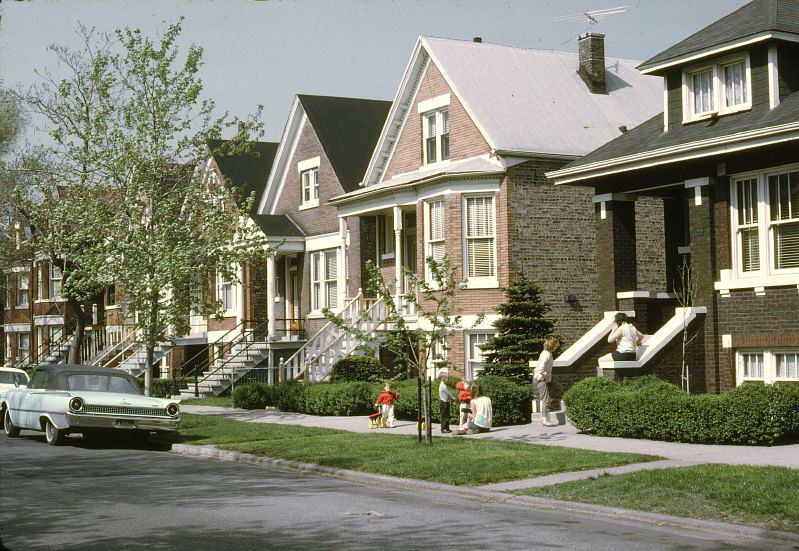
[553,6,628,29]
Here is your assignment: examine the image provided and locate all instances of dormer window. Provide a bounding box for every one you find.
[422,108,450,165]
[683,54,751,122]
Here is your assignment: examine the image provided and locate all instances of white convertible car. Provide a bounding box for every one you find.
[2,364,179,445]
[0,366,29,395]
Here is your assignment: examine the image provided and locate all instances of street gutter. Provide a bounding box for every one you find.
[171,443,799,547]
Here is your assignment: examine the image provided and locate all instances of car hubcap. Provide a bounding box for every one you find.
[46,422,54,441]
[4,411,10,433]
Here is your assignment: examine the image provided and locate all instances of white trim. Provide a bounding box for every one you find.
[3,324,30,333]
[33,315,64,327]
[462,193,498,288]
[662,78,669,132]
[681,53,752,123]
[615,291,677,299]
[736,348,799,385]
[8,266,28,273]
[298,200,319,211]
[767,45,780,110]
[715,273,799,293]
[259,98,305,214]
[305,232,340,252]
[684,177,710,188]
[721,334,732,348]
[639,32,799,75]
[592,192,635,203]
[417,93,450,114]
[678,245,691,255]
[548,123,799,185]
[297,156,320,173]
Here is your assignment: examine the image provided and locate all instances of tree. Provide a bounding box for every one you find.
[324,257,481,445]
[480,275,555,385]
[675,255,698,393]
[102,21,268,395]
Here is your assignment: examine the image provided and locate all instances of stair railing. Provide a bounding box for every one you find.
[14,321,76,370]
[186,318,269,397]
[181,318,252,397]
[90,327,139,368]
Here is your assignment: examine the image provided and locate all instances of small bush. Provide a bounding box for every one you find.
[329,356,385,383]
[564,377,799,446]
[232,376,532,427]
[149,377,193,399]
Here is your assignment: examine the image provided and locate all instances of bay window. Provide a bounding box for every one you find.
[730,166,799,281]
[49,263,63,298]
[683,54,750,121]
[737,349,799,384]
[424,200,446,282]
[311,249,338,311]
[463,195,497,285]
[15,274,29,308]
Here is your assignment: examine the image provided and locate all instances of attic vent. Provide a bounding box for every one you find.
[578,33,607,94]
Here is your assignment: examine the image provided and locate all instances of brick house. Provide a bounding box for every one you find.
[547,0,799,392]
[323,35,663,381]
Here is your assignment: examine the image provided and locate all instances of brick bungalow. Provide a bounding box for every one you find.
[328,34,663,381]
[547,0,799,392]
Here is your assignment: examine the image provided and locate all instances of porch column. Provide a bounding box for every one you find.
[337,217,348,308]
[236,263,245,327]
[594,193,637,312]
[266,256,276,338]
[393,206,403,305]
[686,176,717,393]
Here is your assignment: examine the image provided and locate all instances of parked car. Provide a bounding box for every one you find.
[0,367,29,396]
[1,364,179,445]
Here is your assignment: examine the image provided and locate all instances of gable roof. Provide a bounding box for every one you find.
[639,0,799,74]
[297,95,391,193]
[363,36,661,187]
[548,90,799,184]
[208,140,279,215]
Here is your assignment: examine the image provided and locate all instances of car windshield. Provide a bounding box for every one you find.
[0,371,29,386]
[66,374,142,395]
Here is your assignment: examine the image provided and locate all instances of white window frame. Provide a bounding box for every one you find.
[729,163,799,285]
[217,271,236,314]
[421,108,450,166]
[298,157,321,210]
[426,334,449,378]
[310,249,338,312]
[376,214,395,261]
[462,194,498,288]
[15,274,29,309]
[49,263,63,299]
[423,199,446,284]
[682,53,751,123]
[465,331,494,381]
[736,348,799,385]
[37,263,44,300]
[17,332,30,363]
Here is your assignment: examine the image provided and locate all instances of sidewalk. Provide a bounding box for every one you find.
[182,404,799,469]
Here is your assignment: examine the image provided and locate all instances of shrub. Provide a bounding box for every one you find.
[564,377,799,446]
[149,377,193,399]
[232,376,532,427]
[329,356,385,383]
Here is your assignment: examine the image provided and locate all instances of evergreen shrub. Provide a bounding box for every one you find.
[564,377,799,445]
[329,356,385,383]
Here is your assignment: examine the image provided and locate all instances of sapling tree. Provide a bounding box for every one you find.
[324,256,482,445]
[675,255,698,393]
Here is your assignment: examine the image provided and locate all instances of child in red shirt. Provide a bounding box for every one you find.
[456,381,471,430]
[375,382,400,428]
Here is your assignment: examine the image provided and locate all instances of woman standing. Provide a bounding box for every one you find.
[607,313,644,361]
[533,337,560,427]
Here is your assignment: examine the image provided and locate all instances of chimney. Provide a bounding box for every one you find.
[473,36,482,43]
[578,33,607,94]
[237,120,246,133]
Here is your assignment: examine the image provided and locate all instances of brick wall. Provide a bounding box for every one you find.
[635,196,667,291]
[383,61,490,180]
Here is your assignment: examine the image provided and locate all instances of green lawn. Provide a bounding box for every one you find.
[173,413,656,486]
[179,396,235,407]
[517,465,799,532]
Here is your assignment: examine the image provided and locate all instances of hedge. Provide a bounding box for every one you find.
[329,356,385,383]
[563,376,799,446]
[232,375,533,426]
[147,377,193,399]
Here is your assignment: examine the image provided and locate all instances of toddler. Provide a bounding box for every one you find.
[375,382,400,428]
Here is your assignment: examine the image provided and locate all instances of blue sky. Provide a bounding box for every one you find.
[1,0,748,144]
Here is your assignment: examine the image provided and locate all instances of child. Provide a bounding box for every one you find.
[375,382,400,428]
[456,380,471,430]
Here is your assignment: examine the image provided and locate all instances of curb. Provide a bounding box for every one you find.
[171,443,799,546]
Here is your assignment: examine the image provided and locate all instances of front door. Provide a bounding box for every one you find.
[288,273,301,334]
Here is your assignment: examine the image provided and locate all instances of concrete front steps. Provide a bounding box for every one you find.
[118,342,172,377]
[172,341,271,400]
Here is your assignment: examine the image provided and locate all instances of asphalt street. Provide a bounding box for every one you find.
[0,434,785,550]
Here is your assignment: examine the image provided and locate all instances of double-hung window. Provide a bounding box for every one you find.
[463,195,497,285]
[422,109,450,165]
[683,54,750,122]
[217,271,235,312]
[17,333,30,363]
[49,263,63,299]
[737,349,799,384]
[311,249,338,311]
[466,332,493,380]
[15,274,29,308]
[425,200,446,282]
[377,214,395,260]
[731,166,799,281]
[300,167,319,208]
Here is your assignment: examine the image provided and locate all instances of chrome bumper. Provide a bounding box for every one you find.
[66,413,180,432]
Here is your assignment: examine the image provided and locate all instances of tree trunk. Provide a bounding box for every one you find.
[143,295,159,397]
[67,298,86,365]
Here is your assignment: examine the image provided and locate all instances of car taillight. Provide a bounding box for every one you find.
[165,403,179,417]
[69,397,84,412]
